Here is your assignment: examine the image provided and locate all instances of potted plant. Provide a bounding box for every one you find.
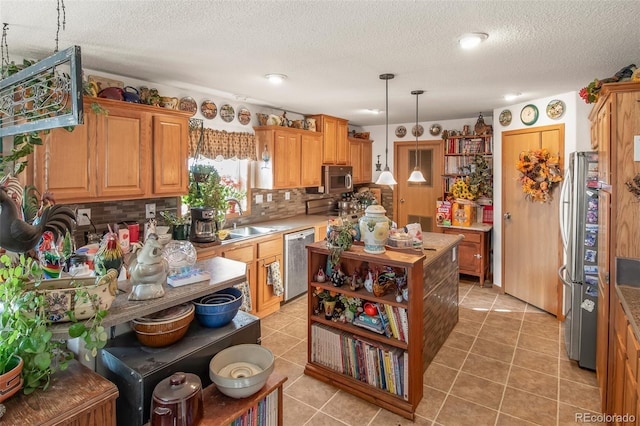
[0,253,110,395]
[159,210,191,240]
[326,219,356,268]
[189,164,216,183]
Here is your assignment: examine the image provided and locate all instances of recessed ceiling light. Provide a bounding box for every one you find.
[265,74,287,84]
[504,93,522,101]
[458,32,488,49]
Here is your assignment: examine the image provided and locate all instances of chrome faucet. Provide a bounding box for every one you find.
[226,198,244,215]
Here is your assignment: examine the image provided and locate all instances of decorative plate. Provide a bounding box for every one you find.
[499,109,512,126]
[546,99,565,119]
[178,97,197,116]
[395,125,407,138]
[411,124,424,137]
[201,100,217,119]
[429,124,442,136]
[237,106,251,125]
[220,104,235,123]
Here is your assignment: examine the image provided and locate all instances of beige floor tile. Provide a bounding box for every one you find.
[471,337,516,363]
[443,331,476,351]
[461,352,511,384]
[372,409,432,425]
[453,318,482,337]
[261,311,299,330]
[458,307,489,323]
[320,390,379,425]
[493,294,528,311]
[283,394,319,426]
[483,313,523,331]
[500,386,558,425]
[559,359,598,387]
[261,330,303,356]
[284,374,339,409]
[517,333,559,357]
[432,345,468,370]
[449,371,505,410]
[281,339,308,367]
[435,395,498,426]
[279,299,308,317]
[279,319,308,340]
[305,411,349,426]
[261,324,277,339]
[512,347,559,377]
[559,378,601,413]
[495,413,539,425]
[520,317,560,340]
[558,402,604,425]
[507,365,558,400]
[523,310,559,327]
[423,363,458,392]
[274,358,305,389]
[478,322,520,347]
[415,385,447,421]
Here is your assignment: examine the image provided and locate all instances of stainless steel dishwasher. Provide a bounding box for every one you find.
[283,228,315,301]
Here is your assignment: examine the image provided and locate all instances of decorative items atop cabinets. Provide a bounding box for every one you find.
[32,97,190,203]
[305,114,349,165]
[253,126,323,189]
[349,137,373,184]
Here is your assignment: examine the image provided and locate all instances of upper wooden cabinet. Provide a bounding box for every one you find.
[306,114,348,165]
[33,97,190,203]
[348,137,373,184]
[254,126,322,189]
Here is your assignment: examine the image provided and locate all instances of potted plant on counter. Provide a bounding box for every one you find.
[159,210,191,240]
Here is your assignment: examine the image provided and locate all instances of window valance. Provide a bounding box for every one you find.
[188,128,257,160]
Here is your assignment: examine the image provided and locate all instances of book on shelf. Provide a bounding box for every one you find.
[376,302,393,338]
[397,307,409,342]
[384,304,400,339]
[353,313,385,334]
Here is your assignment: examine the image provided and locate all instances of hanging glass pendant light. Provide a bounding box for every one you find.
[408,90,427,183]
[375,73,397,186]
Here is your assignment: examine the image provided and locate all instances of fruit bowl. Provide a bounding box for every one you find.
[209,344,274,399]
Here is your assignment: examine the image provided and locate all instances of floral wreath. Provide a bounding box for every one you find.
[516,148,563,203]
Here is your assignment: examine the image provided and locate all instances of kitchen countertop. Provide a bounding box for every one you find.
[49,256,247,339]
[616,285,640,342]
[437,222,493,232]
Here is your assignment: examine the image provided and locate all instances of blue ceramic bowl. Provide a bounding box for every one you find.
[193,287,242,328]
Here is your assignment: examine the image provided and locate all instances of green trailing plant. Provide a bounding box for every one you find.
[326,221,355,267]
[0,254,108,394]
[160,210,191,226]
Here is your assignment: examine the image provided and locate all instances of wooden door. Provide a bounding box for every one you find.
[273,130,300,188]
[394,140,442,232]
[35,112,95,202]
[502,125,564,315]
[95,105,150,198]
[152,114,188,195]
[301,133,323,187]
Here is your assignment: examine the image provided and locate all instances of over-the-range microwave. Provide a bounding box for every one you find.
[323,165,353,194]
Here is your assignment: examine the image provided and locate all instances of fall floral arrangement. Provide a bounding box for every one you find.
[451,155,493,201]
[579,79,603,104]
[516,148,563,203]
[313,287,339,302]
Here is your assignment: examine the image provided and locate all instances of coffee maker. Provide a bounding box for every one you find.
[189,207,218,243]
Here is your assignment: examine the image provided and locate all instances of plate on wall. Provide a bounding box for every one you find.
[499,109,512,126]
[178,97,197,116]
[395,125,407,138]
[546,99,565,119]
[201,100,217,119]
[237,106,251,125]
[220,104,235,123]
[429,124,442,136]
[411,124,424,137]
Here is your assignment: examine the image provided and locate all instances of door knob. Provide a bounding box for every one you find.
[400,198,406,203]
[504,212,511,220]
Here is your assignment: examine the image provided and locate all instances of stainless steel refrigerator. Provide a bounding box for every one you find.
[559,151,600,370]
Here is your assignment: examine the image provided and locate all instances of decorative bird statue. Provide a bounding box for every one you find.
[0,186,76,253]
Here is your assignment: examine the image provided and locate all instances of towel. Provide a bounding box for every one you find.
[234,281,252,312]
[267,261,283,297]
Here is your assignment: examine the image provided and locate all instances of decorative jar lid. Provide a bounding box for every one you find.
[364,205,386,215]
[152,372,202,403]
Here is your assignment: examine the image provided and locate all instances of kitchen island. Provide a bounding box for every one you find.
[304,232,462,420]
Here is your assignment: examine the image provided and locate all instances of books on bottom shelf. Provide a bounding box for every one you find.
[311,323,407,400]
[230,391,278,426]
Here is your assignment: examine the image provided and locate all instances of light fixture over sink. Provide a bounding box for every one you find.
[375,73,397,186]
[408,90,427,183]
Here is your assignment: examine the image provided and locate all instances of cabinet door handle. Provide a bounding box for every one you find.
[503,212,511,220]
[474,254,482,259]
[400,198,406,203]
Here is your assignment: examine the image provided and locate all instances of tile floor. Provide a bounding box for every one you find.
[260,278,603,425]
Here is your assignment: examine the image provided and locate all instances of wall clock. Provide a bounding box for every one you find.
[546,99,565,119]
[498,109,512,126]
[520,104,539,126]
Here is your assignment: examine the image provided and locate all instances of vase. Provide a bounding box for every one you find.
[359,205,390,254]
[172,224,190,241]
[345,308,355,323]
[0,355,23,403]
[324,300,336,320]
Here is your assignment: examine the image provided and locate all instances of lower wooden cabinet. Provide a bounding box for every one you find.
[256,238,284,317]
[441,226,491,286]
[223,244,257,316]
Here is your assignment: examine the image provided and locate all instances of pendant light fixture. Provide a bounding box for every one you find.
[375,73,397,186]
[408,90,427,183]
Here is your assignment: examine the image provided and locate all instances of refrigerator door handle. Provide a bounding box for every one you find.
[559,167,572,253]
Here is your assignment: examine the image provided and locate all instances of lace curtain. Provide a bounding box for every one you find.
[188,128,257,161]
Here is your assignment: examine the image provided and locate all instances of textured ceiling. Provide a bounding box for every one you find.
[1,0,639,126]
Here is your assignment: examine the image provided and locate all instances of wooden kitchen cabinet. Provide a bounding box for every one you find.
[441,225,491,286]
[33,97,190,203]
[223,244,258,316]
[306,114,349,165]
[256,237,284,317]
[348,137,373,184]
[254,126,322,189]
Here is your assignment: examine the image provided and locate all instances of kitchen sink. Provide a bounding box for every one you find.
[220,226,279,244]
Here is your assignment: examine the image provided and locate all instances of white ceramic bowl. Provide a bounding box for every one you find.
[156,226,171,235]
[209,344,274,398]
